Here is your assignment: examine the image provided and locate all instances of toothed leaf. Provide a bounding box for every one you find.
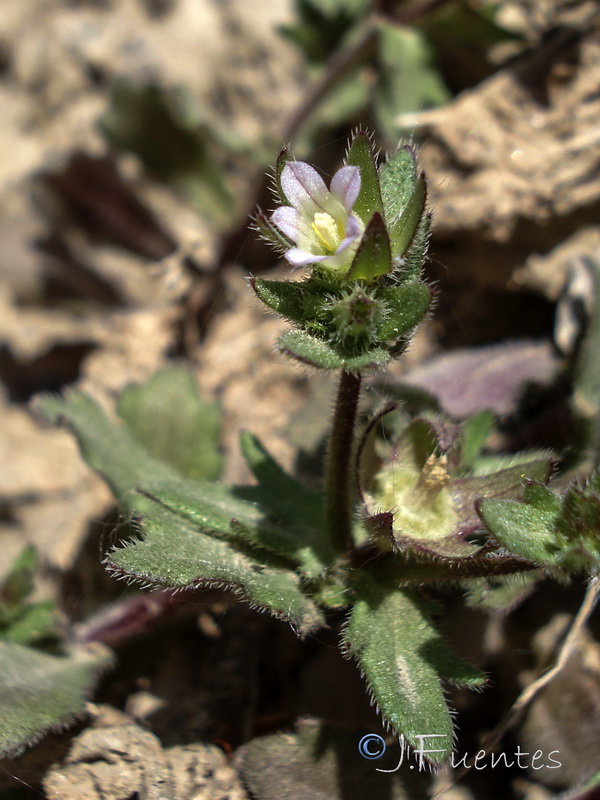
[107,503,324,635]
[236,431,333,576]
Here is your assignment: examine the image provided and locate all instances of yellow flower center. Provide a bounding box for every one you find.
[311,212,343,253]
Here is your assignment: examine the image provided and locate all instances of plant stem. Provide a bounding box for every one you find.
[325,369,362,554]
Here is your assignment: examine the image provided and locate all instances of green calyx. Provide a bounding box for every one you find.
[254,131,432,371]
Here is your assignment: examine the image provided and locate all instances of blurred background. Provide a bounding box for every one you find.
[1,1,600,798]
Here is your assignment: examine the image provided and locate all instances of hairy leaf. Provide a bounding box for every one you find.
[479,482,562,565]
[117,366,222,481]
[347,213,392,282]
[376,284,430,341]
[346,131,384,224]
[251,277,311,325]
[388,176,427,263]
[107,503,324,635]
[344,575,483,764]
[0,642,112,759]
[379,146,418,229]
[38,392,325,627]
[37,391,174,511]
[481,470,600,574]
[278,329,389,371]
[239,718,421,800]
[237,432,333,576]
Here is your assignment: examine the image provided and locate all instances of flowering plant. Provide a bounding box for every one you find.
[272,161,363,271]
[33,131,600,774]
[253,132,431,372]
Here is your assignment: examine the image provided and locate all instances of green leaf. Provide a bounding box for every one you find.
[459,410,494,471]
[344,575,483,764]
[100,79,231,222]
[237,432,333,576]
[37,392,175,511]
[345,131,383,223]
[1,602,59,645]
[347,212,392,282]
[0,547,60,645]
[39,392,324,632]
[374,23,450,140]
[137,435,333,578]
[464,572,541,613]
[252,277,310,325]
[388,176,427,262]
[479,482,562,565]
[275,146,293,205]
[278,330,390,371]
[107,503,324,635]
[379,146,418,229]
[117,366,222,481]
[252,208,293,250]
[0,642,113,759]
[401,212,430,283]
[376,284,431,341]
[0,545,37,610]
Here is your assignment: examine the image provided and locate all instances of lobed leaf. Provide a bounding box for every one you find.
[107,503,324,635]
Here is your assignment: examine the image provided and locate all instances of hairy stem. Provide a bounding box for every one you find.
[325,369,362,554]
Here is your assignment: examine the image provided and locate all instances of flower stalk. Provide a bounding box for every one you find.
[324,369,362,555]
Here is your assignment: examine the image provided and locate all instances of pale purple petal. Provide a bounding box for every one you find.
[281,162,329,213]
[271,206,300,241]
[330,165,361,212]
[285,247,327,266]
[335,214,361,252]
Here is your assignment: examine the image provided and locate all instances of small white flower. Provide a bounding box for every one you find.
[271,161,363,273]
